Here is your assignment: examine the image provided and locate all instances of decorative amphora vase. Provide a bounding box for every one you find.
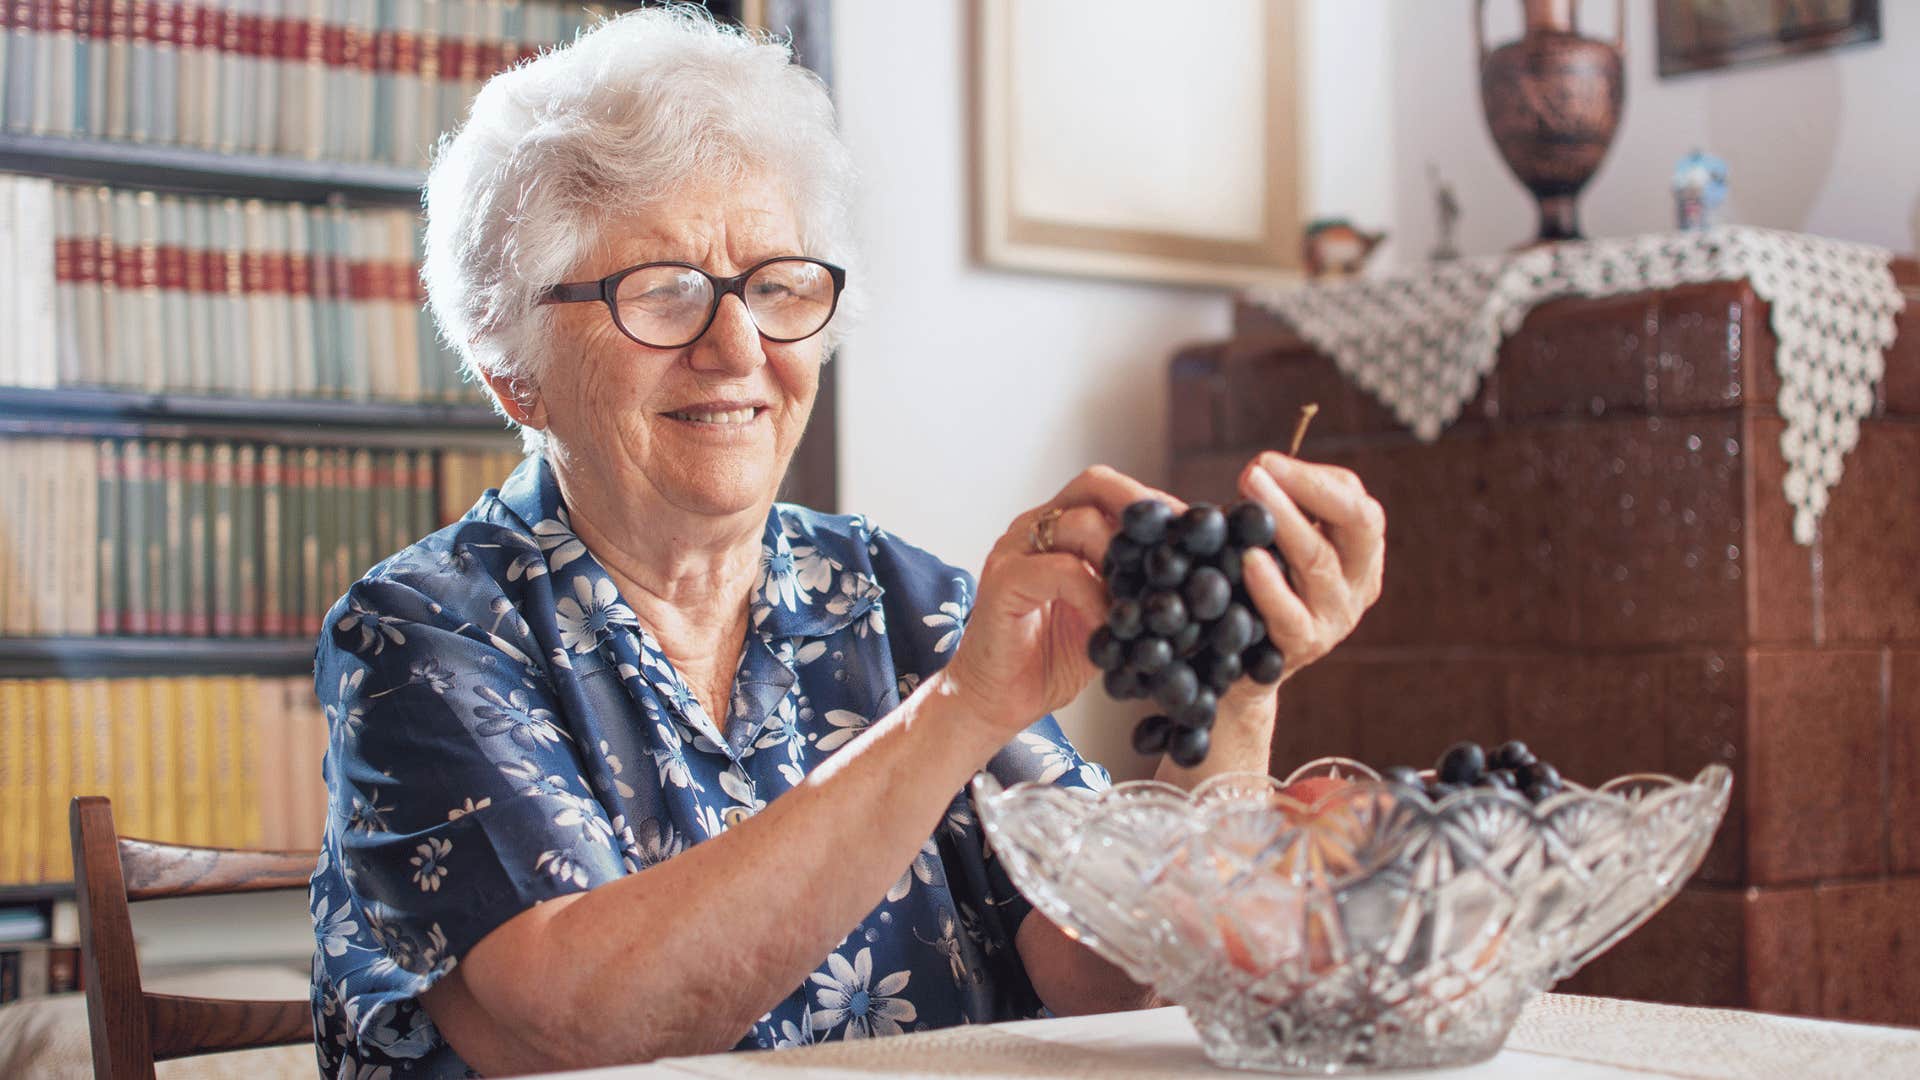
[1478,0,1625,243]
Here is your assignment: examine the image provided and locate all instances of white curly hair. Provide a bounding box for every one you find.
[421,3,859,451]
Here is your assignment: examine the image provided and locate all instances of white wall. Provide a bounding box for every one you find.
[1384,1,1920,265]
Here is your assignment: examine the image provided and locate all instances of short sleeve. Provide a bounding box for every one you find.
[314,577,624,1058]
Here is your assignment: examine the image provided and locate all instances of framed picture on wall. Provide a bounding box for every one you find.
[1657,0,1882,77]
[971,0,1306,287]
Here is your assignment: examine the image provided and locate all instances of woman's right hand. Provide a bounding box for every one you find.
[938,466,1187,742]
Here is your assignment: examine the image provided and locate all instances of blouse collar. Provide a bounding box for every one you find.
[494,454,884,644]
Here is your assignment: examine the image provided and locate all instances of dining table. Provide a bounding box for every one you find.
[540,993,1920,1079]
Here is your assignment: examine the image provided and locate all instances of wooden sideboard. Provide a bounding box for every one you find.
[1168,261,1920,1025]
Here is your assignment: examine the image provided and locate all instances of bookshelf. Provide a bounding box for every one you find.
[0,0,838,920]
[0,132,425,206]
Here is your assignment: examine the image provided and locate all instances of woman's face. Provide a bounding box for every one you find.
[535,172,826,520]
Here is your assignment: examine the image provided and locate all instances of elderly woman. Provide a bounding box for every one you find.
[309,9,1384,1078]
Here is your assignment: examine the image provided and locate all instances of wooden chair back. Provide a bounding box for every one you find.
[69,795,319,1080]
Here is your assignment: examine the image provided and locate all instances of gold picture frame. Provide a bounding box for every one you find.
[971,0,1306,287]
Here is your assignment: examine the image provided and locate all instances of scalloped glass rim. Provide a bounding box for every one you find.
[969,759,1734,1073]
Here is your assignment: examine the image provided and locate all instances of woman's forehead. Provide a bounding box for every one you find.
[596,179,803,266]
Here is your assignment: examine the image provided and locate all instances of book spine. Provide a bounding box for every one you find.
[53,185,81,387]
[286,204,317,396]
[40,680,72,879]
[147,677,178,842]
[210,441,234,636]
[142,438,164,633]
[19,678,42,880]
[182,198,212,394]
[176,677,210,844]
[156,194,190,393]
[134,190,162,392]
[70,185,102,386]
[13,177,58,388]
[0,681,21,883]
[348,447,373,582]
[119,439,145,634]
[281,442,304,638]
[298,446,319,636]
[161,439,185,636]
[109,678,148,839]
[95,439,119,635]
[235,442,258,636]
[70,438,99,636]
[260,443,282,637]
[184,441,208,636]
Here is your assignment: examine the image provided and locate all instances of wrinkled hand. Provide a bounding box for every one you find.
[1219,452,1385,714]
[941,466,1186,741]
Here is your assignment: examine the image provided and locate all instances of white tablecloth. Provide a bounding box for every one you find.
[543,993,1920,1079]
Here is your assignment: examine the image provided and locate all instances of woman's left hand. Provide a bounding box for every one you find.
[1221,451,1386,709]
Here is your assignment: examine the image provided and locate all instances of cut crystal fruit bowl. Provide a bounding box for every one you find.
[972,758,1732,1074]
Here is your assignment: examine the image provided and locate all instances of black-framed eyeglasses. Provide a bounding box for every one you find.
[539,256,846,350]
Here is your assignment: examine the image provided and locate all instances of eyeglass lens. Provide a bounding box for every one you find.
[612,259,836,348]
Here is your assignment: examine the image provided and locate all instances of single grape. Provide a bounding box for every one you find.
[1086,627,1126,671]
[1174,688,1217,729]
[1197,649,1241,693]
[1209,604,1256,655]
[1425,780,1463,801]
[1107,566,1147,599]
[1107,597,1144,641]
[1144,543,1190,589]
[1121,499,1173,545]
[1211,546,1244,588]
[1492,739,1536,770]
[1524,781,1558,803]
[1127,636,1173,676]
[1103,667,1144,700]
[1150,662,1200,711]
[1183,567,1231,622]
[1168,724,1211,768]
[1382,765,1423,788]
[1228,501,1277,548]
[1485,768,1519,791]
[1519,759,1563,793]
[1131,714,1174,756]
[1437,742,1486,786]
[1169,620,1204,658]
[1142,590,1188,637]
[1105,534,1145,573]
[1243,641,1285,684]
[1177,504,1228,558]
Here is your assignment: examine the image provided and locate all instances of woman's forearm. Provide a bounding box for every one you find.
[435,670,1009,1072]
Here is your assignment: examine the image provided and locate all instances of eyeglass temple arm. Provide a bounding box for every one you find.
[540,282,606,305]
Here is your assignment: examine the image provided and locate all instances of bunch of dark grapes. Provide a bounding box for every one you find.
[1088,499,1287,769]
[1378,740,1568,804]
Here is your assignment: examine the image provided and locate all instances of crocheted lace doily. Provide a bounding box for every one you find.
[1244,228,1906,545]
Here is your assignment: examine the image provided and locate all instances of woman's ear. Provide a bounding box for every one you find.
[480,368,549,430]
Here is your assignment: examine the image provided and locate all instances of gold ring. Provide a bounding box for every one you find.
[1029,507,1064,554]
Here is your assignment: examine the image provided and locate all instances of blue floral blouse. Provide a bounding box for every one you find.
[308,453,1109,1078]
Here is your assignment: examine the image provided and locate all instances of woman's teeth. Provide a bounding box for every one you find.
[669,407,757,424]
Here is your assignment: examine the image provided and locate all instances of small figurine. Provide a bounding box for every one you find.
[1672,149,1729,231]
[1303,219,1386,278]
[1429,163,1461,262]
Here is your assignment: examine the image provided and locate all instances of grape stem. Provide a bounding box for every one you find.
[1288,403,1319,456]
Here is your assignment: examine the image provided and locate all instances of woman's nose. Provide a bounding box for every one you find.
[686,293,766,376]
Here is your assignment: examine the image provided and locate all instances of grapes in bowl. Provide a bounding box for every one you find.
[972,752,1733,1073]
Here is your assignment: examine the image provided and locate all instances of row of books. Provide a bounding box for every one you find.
[0,674,327,885]
[0,0,602,166]
[0,435,524,638]
[1,939,83,1003]
[0,174,484,402]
